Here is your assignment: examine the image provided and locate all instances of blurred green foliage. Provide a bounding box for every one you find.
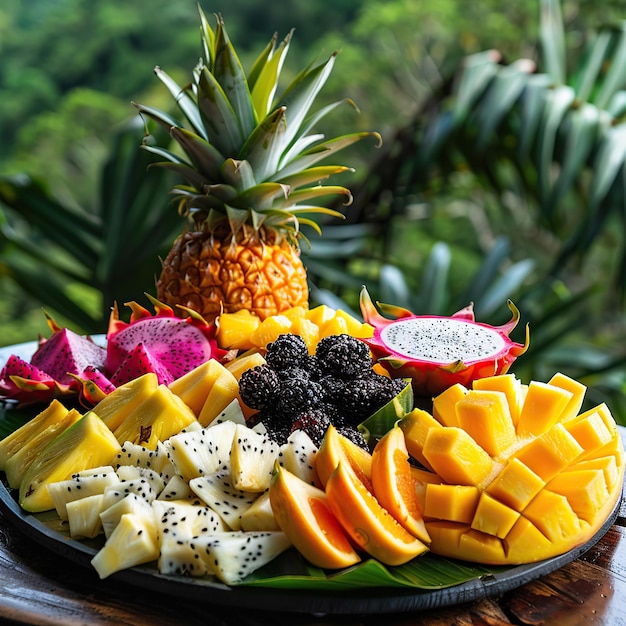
[2,0,626,422]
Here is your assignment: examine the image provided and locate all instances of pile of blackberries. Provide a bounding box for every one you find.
[239,333,407,448]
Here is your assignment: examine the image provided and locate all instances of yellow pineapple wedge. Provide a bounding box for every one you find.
[0,400,69,469]
[93,373,159,432]
[108,384,197,449]
[168,359,235,417]
[134,9,379,323]
[402,372,624,565]
[18,411,122,513]
[4,405,83,489]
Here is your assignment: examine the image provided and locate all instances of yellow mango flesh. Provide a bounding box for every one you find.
[516,380,573,437]
[423,484,479,523]
[431,383,467,427]
[403,373,624,565]
[454,389,516,457]
[422,427,495,487]
[472,374,523,426]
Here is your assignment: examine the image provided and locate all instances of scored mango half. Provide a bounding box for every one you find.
[403,372,624,565]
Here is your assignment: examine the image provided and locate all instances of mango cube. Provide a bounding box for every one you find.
[563,408,614,456]
[424,484,479,524]
[523,489,581,542]
[564,456,620,492]
[486,458,545,511]
[471,492,520,538]
[547,469,609,522]
[513,423,583,481]
[472,374,523,426]
[455,389,516,457]
[505,517,553,563]
[547,372,587,422]
[516,381,574,437]
[422,427,495,487]
[432,383,467,427]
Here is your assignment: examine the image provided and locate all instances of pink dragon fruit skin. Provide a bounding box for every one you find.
[0,354,68,406]
[359,286,529,397]
[31,327,107,386]
[105,295,226,386]
[109,342,175,386]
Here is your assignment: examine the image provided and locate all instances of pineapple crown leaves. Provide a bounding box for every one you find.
[132,7,381,237]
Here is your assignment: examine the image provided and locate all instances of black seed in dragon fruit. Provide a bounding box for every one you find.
[105,296,226,387]
[30,327,107,386]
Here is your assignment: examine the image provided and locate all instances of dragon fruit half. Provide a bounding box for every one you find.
[105,295,226,386]
[359,286,529,397]
[0,314,107,406]
[0,295,226,407]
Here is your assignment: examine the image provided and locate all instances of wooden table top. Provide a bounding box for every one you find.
[0,429,624,626]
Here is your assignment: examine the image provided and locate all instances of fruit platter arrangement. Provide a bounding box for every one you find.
[0,8,623,614]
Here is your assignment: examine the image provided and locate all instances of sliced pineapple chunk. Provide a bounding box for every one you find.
[109,384,197,448]
[18,411,122,513]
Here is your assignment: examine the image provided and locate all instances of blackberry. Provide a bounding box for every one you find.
[338,375,400,423]
[275,377,322,418]
[265,334,309,371]
[248,410,292,446]
[290,408,332,447]
[304,354,324,381]
[275,366,310,382]
[315,334,372,379]
[238,365,281,410]
[317,375,348,405]
[337,426,369,451]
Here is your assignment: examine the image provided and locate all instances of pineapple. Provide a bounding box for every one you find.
[134,9,379,323]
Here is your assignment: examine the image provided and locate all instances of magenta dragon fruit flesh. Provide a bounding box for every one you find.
[105,295,226,386]
[0,313,107,406]
[0,295,226,407]
[359,286,529,397]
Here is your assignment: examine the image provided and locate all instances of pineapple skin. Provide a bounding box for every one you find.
[156,227,309,323]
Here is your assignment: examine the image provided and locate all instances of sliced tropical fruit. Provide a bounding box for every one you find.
[18,411,122,513]
[107,384,197,448]
[168,358,225,415]
[402,373,624,565]
[197,368,240,427]
[269,463,361,569]
[2,403,82,488]
[93,373,159,432]
[325,461,429,566]
[216,309,261,350]
[371,425,430,543]
[0,399,70,469]
[315,424,372,489]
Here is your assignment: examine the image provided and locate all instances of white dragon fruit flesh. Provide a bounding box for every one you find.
[195,531,292,584]
[188,472,259,531]
[359,286,529,397]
